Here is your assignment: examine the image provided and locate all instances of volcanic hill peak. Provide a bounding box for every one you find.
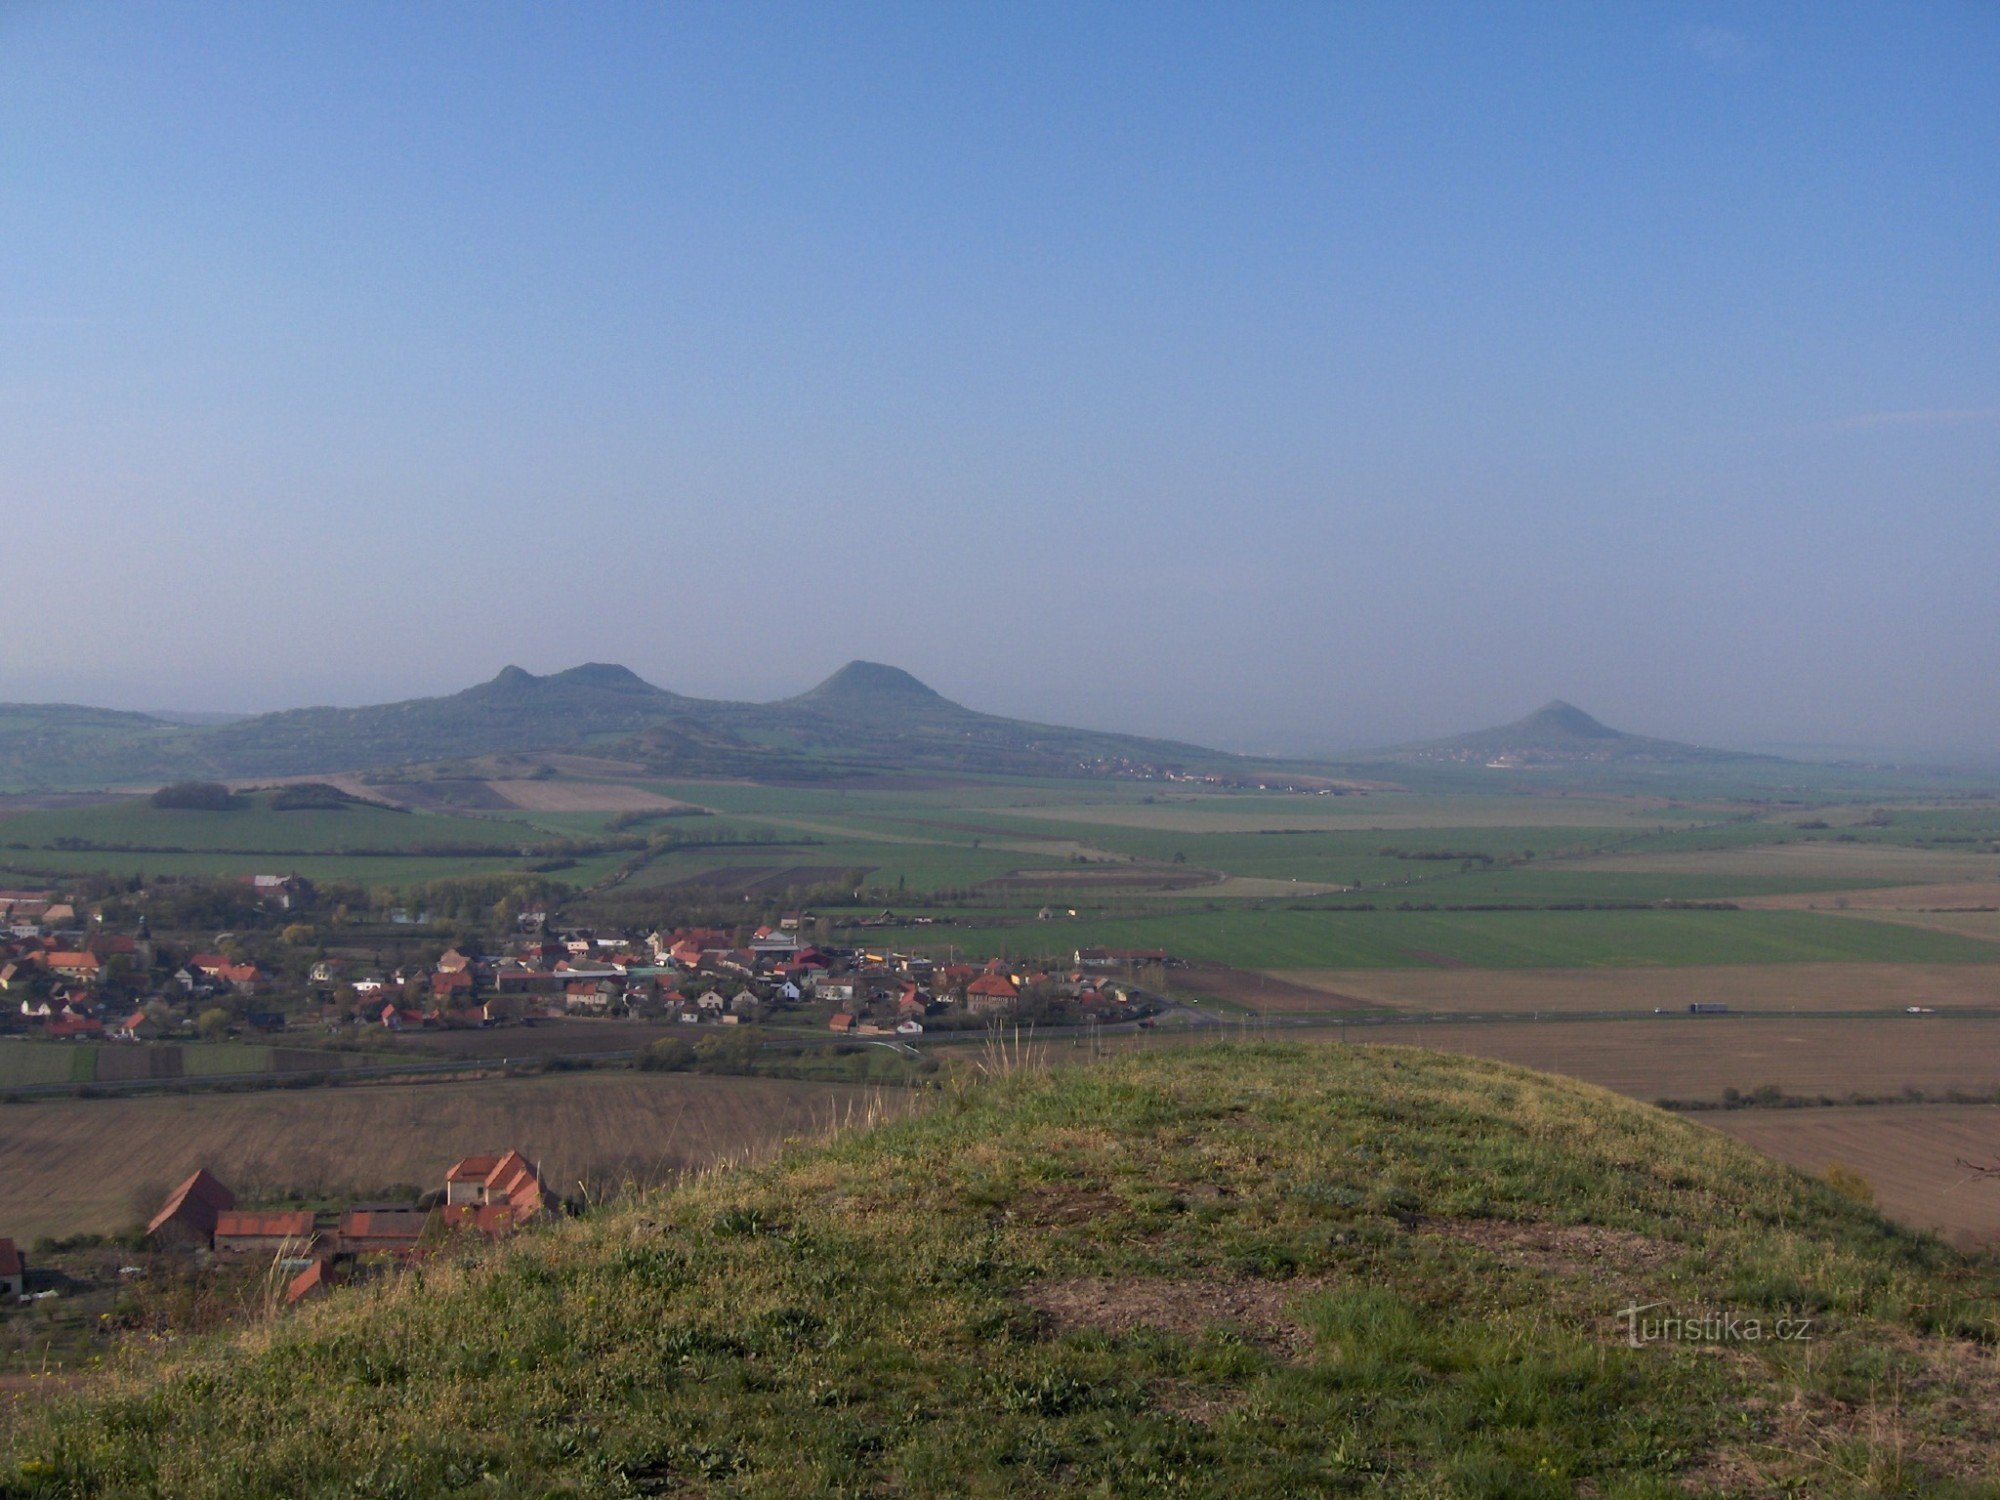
[473,663,666,698]
[791,660,956,711]
[1507,699,1623,741]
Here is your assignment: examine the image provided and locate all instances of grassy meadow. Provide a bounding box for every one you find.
[8,1043,2000,1494]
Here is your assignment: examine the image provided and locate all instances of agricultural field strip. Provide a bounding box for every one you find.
[917,906,2000,969]
[0,800,550,853]
[1256,962,2000,1015]
[1701,1106,2000,1248]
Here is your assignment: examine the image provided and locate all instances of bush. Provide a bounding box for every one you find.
[1823,1162,1877,1207]
[149,781,238,811]
[638,1036,697,1073]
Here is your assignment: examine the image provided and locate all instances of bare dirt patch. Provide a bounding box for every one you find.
[1423,1217,1681,1277]
[487,780,691,813]
[1021,1275,1327,1355]
[1268,962,2000,1016]
[1007,1185,1126,1227]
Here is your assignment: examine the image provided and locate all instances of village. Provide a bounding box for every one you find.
[0,879,1172,1052]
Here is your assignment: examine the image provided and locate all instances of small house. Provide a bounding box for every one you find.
[441,1151,550,1235]
[0,1238,23,1300]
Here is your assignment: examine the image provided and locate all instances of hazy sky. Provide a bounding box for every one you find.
[3,4,1995,757]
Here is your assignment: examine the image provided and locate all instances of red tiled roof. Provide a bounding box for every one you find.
[148,1169,235,1238]
[285,1258,333,1305]
[214,1210,315,1240]
[446,1155,500,1183]
[966,975,1019,998]
[338,1209,431,1244]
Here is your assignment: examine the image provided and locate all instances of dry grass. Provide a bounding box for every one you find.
[0,1071,906,1242]
[1703,1106,2000,1249]
[1265,961,2000,1015]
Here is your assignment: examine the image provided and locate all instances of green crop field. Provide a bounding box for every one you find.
[910,905,2000,970]
[0,797,537,854]
[0,849,568,887]
[0,1044,92,1088]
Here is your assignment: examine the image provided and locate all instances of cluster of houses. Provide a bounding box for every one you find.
[145,1151,554,1307]
[2,877,1171,1047]
[331,920,1160,1037]
[2,884,280,1042]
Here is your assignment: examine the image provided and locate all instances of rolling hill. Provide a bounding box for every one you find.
[0,663,1256,789]
[1378,699,1781,769]
[6,1043,1994,1493]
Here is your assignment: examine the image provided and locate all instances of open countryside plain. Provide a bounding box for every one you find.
[10,772,2000,1261]
[0,1071,908,1243]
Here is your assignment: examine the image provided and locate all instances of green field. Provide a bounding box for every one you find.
[0,1043,92,1087]
[0,798,535,853]
[912,906,2000,969]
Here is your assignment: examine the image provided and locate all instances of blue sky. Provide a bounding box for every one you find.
[2,3,1995,757]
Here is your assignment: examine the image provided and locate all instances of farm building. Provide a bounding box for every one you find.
[285,1258,336,1307]
[147,1169,236,1249]
[0,1238,23,1300]
[441,1151,550,1235]
[337,1207,433,1257]
[213,1210,318,1255]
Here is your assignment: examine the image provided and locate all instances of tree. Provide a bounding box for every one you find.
[280,924,314,946]
[196,1007,232,1040]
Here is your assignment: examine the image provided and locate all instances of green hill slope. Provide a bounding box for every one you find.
[8,1043,1997,1495]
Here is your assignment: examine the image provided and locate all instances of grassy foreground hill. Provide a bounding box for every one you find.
[7,1044,2000,1496]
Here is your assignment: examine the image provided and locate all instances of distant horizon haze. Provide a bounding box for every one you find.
[2,6,1994,762]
